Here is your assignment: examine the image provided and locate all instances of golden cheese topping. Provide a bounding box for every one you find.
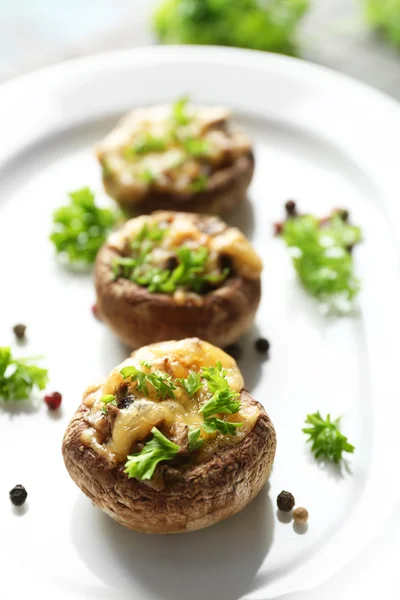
[96,101,252,201]
[108,211,262,291]
[81,339,259,468]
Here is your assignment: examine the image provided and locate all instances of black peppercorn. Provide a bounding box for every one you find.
[337,209,349,222]
[277,490,295,512]
[13,324,26,339]
[255,337,270,354]
[165,255,179,271]
[285,200,297,216]
[9,484,28,507]
[225,344,242,361]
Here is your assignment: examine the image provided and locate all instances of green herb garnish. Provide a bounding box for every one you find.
[200,362,241,419]
[126,134,167,156]
[183,138,211,157]
[50,187,119,265]
[0,347,48,402]
[191,173,208,192]
[188,426,205,451]
[202,418,242,435]
[112,223,229,294]
[303,411,355,464]
[281,213,362,305]
[200,388,241,420]
[120,365,176,399]
[124,427,180,480]
[364,0,400,49]
[100,394,118,414]
[153,0,310,56]
[139,168,157,184]
[172,95,191,125]
[178,370,203,396]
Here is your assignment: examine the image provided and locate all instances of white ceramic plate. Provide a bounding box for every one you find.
[1,46,400,600]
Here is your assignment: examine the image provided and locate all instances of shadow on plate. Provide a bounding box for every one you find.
[224,196,255,239]
[233,322,268,393]
[98,327,132,374]
[71,484,274,600]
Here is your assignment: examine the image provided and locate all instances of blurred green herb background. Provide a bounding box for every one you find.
[152,0,400,56]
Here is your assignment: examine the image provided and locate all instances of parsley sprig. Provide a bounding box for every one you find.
[120,365,177,400]
[0,347,48,401]
[50,187,119,265]
[124,427,180,480]
[112,223,229,294]
[281,212,362,305]
[303,411,355,464]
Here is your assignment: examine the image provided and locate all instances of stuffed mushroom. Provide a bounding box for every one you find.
[96,98,254,215]
[95,210,262,349]
[62,338,276,533]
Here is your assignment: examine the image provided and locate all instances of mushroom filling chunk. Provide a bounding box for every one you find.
[96,98,252,198]
[81,339,260,480]
[108,211,262,299]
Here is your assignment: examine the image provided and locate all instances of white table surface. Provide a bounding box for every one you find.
[2,1,400,598]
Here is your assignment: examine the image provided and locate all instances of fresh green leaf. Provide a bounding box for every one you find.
[153,0,310,56]
[126,134,167,157]
[124,427,180,480]
[188,426,204,451]
[200,387,241,420]
[50,187,119,265]
[120,366,149,395]
[100,394,117,404]
[172,95,191,125]
[140,360,152,369]
[101,395,118,414]
[364,0,400,49]
[202,417,243,435]
[179,370,203,396]
[139,168,157,184]
[146,370,177,400]
[0,347,48,402]
[120,365,176,399]
[191,173,208,192]
[182,137,211,157]
[201,360,229,392]
[281,213,362,305]
[303,411,355,464]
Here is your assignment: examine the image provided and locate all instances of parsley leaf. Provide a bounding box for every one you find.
[112,222,229,295]
[100,394,118,414]
[139,168,156,184]
[281,213,362,304]
[202,417,243,435]
[172,95,191,125]
[183,138,211,158]
[124,427,180,480]
[50,187,119,265]
[126,134,167,156]
[120,365,176,399]
[191,173,208,192]
[200,388,241,420]
[153,0,309,56]
[303,411,355,464]
[188,427,205,451]
[179,370,203,396]
[0,347,48,402]
[201,361,229,392]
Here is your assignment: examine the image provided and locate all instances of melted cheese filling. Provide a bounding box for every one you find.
[96,104,252,198]
[81,339,259,467]
[108,211,262,282]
